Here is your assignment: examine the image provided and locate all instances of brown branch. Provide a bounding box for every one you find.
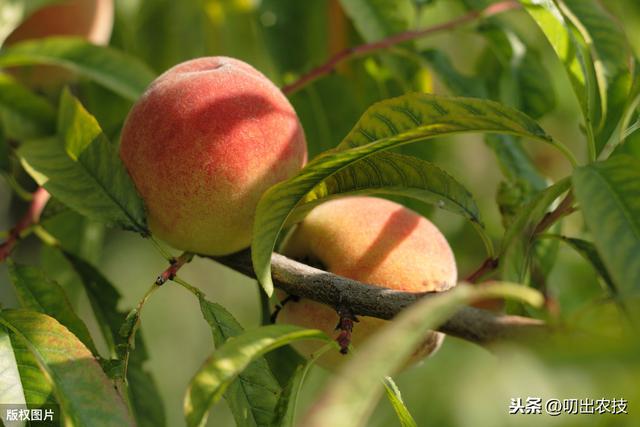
[0,187,50,262]
[210,249,545,345]
[281,0,521,95]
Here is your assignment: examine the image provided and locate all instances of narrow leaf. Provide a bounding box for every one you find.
[383,377,417,427]
[269,364,305,427]
[572,155,640,293]
[0,310,135,426]
[300,284,543,427]
[0,37,155,100]
[560,0,632,150]
[184,325,328,427]
[7,261,98,355]
[199,298,281,427]
[252,93,562,294]
[63,251,166,427]
[520,0,595,134]
[18,89,148,233]
[553,236,616,296]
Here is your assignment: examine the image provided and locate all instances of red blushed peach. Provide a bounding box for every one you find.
[120,57,307,255]
[277,196,458,369]
[4,0,114,87]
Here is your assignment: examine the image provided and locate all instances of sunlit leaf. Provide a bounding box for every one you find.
[0,310,135,426]
[300,284,543,427]
[288,151,491,252]
[0,325,25,407]
[383,376,417,427]
[0,37,155,100]
[18,89,148,233]
[572,155,640,293]
[252,93,564,295]
[63,251,166,427]
[7,260,98,356]
[199,297,281,427]
[184,325,328,427]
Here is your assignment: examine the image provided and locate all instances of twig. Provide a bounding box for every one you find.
[281,1,521,95]
[463,191,576,282]
[210,250,545,345]
[155,252,194,285]
[465,257,499,283]
[533,192,576,235]
[0,187,50,262]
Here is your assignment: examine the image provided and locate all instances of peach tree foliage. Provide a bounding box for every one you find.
[0,0,639,426]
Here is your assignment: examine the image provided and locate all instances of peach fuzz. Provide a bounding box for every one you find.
[120,57,307,255]
[277,196,457,369]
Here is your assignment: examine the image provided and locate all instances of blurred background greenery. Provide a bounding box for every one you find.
[1,0,640,426]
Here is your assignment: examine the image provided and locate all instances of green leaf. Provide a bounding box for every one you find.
[18,89,148,233]
[270,343,333,427]
[299,284,543,427]
[253,93,565,295]
[521,0,632,156]
[289,152,490,252]
[476,23,556,119]
[0,325,26,406]
[500,178,571,282]
[520,0,594,140]
[184,325,329,427]
[339,0,415,42]
[338,0,417,80]
[199,297,281,427]
[0,37,155,100]
[7,260,98,356]
[572,155,640,293]
[0,73,55,138]
[8,332,56,410]
[486,135,547,190]
[421,49,487,98]
[269,364,305,427]
[550,236,617,296]
[560,0,633,151]
[383,377,417,427]
[0,310,135,426]
[0,0,62,46]
[63,251,166,427]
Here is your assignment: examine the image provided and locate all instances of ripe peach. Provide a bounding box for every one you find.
[4,0,114,87]
[6,0,114,45]
[277,196,457,368]
[120,57,307,255]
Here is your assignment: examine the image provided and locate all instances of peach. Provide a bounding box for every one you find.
[277,196,457,368]
[5,0,114,45]
[120,57,307,255]
[4,0,114,87]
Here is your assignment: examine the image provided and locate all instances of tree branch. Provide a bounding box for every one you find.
[281,0,521,95]
[210,249,545,345]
